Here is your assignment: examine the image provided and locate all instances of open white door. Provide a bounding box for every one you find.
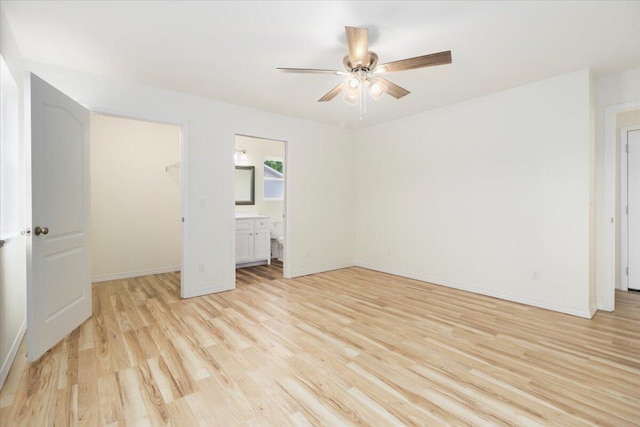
[27,74,91,362]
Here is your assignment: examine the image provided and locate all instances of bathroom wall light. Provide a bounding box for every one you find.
[234,149,248,163]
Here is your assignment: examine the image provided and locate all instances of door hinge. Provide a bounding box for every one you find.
[626,143,629,153]
[626,205,629,215]
[626,267,629,276]
[182,217,185,223]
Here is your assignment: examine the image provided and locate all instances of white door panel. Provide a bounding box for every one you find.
[628,129,640,291]
[27,74,91,362]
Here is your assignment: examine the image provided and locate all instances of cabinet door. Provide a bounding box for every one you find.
[236,229,253,263]
[253,229,270,261]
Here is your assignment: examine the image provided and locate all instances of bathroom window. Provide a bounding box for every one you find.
[264,159,284,200]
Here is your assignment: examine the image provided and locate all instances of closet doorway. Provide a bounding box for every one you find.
[90,113,183,283]
[234,134,287,285]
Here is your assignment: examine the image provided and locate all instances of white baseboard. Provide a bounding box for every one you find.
[289,262,355,279]
[181,283,235,299]
[236,260,269,268]
[597,297,615,312]
[92,266,181,283]
[354,262,593,319]
[0,320,26,390]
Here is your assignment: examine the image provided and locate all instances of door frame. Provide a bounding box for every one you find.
[88,106,189,295]
[603,100,640,310]
[620,125,640,291]
[233,133,290,279]
[0,54,26,385]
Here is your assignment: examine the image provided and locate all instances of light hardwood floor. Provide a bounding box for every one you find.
[236,260,283,286]
[1,267,639,426]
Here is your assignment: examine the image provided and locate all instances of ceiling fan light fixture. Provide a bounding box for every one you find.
[343,91,358,105]
[342,77,360,99]
[367,78,386,100]
[342,76,360,100]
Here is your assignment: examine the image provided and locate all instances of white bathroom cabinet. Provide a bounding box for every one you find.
[235,216,270,267]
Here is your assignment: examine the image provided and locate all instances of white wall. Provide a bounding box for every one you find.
[90,113,182,281]
[0,5,26,388]
[25,60,355,296]
[355,69,593,318]
[235,135,285,222]
[595,67,640,308]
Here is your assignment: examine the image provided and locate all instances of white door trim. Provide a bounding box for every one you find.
[620,126,640,291]
[603,100,640,310]
[86,106,189,297]
[621,126,640,291]
[0,54,25,387]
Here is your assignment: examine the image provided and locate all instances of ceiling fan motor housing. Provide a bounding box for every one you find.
[343,51,379,73]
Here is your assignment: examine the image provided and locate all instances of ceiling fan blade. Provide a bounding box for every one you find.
[345,26,369,67]
[318,83,343,102]
[277,68,348,76]
[374,51,452,74]
[377,78,410,99]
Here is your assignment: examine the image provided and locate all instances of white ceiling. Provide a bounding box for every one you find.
[2,1,639,128]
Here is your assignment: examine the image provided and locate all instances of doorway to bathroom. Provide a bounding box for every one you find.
[234,134,287,285]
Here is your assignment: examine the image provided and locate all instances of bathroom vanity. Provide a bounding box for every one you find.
[235,215,270,267]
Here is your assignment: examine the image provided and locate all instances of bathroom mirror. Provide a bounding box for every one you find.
[235,166,255,205]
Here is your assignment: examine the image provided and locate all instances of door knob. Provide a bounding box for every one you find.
[34,226,49,236]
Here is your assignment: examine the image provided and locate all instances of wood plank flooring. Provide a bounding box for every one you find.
[236,260,283,286]
[1,267,639,426]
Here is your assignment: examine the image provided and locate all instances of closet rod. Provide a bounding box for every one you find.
[165,161,181,172]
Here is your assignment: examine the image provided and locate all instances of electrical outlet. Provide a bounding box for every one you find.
[532,270,540,280]
[199,264,205,273]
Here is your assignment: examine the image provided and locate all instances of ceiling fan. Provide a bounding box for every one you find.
[277,26,452,105]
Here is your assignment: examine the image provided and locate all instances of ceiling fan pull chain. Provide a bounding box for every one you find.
[363,82,367,113]
[359,82,365,120]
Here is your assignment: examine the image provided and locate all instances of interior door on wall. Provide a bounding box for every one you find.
[27,74,91,362]
[628,129,640,291]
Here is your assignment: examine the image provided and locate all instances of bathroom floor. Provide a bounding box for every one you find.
[236,259,283,286]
